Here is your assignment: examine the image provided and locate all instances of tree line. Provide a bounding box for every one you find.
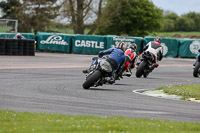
[0,0,200,37]
[161,11,200,32]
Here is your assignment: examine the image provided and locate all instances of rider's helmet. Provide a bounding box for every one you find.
[129,43,137,51]
[117,42,126,51]
[16,33,23,39]
[154,36,162,43]
[198,48,200,53]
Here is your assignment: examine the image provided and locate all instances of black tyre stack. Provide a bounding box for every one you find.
[0,39,35,56]
[5,39,12,55]
[12,39,18,55]
[29,40,35,56]
[0,39,5,55]
[23,40,29,55]
[18,39,24,55]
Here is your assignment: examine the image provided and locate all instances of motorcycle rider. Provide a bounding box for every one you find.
[193,48,200,66]
[123,43,138,77]
[13,33,25,39]
[142,36,163,69]
[83,42,126,84]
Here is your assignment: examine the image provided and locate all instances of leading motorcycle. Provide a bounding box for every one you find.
[135,51,157,78]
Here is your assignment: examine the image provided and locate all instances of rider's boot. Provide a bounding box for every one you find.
[123,70,132,77]
[107,72,115,84]
[155,63,159,68]
[108,76,115,84]
[82,69,90,74]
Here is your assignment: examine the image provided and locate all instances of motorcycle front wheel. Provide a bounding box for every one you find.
[82,70,102,89]
[136,61,147,78]
[193,62,200,77]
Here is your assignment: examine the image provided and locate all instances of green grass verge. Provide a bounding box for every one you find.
[156,84,200,100]
[149,32,200,37]
[1,110,200,133]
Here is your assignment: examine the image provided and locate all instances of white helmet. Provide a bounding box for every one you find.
[117,42,126,51]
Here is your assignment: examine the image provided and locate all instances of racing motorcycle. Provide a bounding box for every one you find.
[82,57,116,89]
[193,52,200,77]
[135,51,157,78]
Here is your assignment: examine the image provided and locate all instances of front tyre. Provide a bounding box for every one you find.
[193,62,200,77]
[82,70,102,89]
[136,61,147,78]
[143,73,149,78]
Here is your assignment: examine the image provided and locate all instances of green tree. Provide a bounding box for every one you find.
[175,16,196,31]
[162,19,175,32]
[96,0,163,37]
[26,0,61,33]
[0,0,21,18]
[61,0,105,34]
[0,0,61,33]
[161,12,179,32]
[183,12,200,31]
[0,0,32,32]
[161,12,200,32]
[164,12,179,21]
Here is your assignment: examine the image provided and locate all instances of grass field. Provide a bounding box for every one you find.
[2,23,199,38]
[156,84,200,100]
[47,29,200,37]
[1,110,200,133]
[149,32,200,38]
[46,23,200,37]
[0,26,13,32]
[46,23,91,34]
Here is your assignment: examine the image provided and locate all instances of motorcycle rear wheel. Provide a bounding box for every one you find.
[193,62,200,77]
[136,61,147,78]
[82,70,102,89]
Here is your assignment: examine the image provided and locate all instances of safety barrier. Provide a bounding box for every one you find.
[36,33,144,55]
[178,39,200,58]
[0,39,35,56]
[106,35,143,54]
[36,32,72,53]
[72,35,106,55]
[35,33,200,58]
[0,38,5,55]
[2,32,199,58]
[0,33,35,39]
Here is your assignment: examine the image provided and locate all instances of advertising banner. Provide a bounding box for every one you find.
[72,35,106,55]
[105,35,143,54]
[179,39,200,58]
[36,32,72,53]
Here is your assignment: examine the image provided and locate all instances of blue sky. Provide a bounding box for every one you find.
[151,0,200,16]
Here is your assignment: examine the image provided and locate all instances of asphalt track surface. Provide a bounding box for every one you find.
[0,52,200,123]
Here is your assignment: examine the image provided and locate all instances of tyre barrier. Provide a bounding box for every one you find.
[0,39,35,56]
[0,38,5,55]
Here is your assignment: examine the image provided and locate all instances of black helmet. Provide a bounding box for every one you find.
[129,43,137,51]
[198,48,200,53]
[117,42,126,51]
[154,36,162,43]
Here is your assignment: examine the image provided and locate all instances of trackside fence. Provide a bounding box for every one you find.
[36,32,72,53]
[1,32,200,58]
